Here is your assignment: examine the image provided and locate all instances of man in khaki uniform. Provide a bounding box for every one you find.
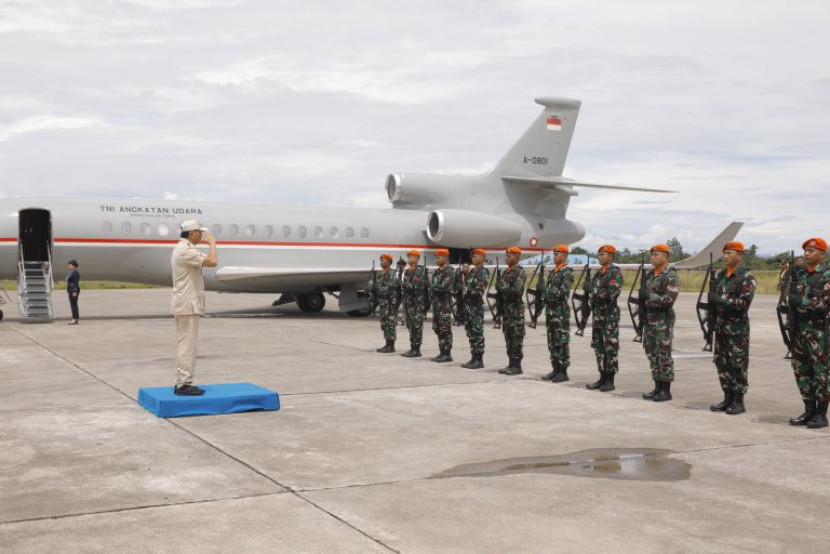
[171,220,218,395]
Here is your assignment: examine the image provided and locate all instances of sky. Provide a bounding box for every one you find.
[0,0,828,255]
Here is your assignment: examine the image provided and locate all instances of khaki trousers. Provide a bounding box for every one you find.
[175,314,201,386]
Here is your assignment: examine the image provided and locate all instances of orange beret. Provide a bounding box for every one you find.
[435,248,449,256]
[506,246,522,254]
[407,249,421,257]
[598,244,617,254]
[380,253,393,261]
[650,244,671,254]
[722,241,744,253]
[803,238,828,252]
[553,244,569,253]
[471,248,486,255]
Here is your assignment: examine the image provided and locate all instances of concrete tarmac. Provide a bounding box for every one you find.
[1,290,828,553]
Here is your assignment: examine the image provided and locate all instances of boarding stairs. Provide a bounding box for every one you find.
[17,250,54,320]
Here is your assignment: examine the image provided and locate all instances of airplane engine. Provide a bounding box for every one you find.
[426,209,522,248]
[385,173,466,208]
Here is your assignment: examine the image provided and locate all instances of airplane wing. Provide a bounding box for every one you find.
[562,222,744,270]
[215,266,370,291]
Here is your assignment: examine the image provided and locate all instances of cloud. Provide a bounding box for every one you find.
[0,115,108,142]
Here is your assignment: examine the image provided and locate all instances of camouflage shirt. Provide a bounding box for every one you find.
[497,264,527,321]
[589,265,623,318]
[644,267,680,324]
[542,264,574,319]
[402,264,428,312]
[376,268,399,303]
[430,264,455,311]
[792,263,830,322]
[712,266,756,330]
[464,265,490,305]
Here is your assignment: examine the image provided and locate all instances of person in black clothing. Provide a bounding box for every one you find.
[66,260,80,325]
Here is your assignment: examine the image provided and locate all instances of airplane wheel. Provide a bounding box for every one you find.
[0,309,3,321]
[297,293,325,312]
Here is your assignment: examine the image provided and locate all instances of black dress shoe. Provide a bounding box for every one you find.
[174,384,205,396]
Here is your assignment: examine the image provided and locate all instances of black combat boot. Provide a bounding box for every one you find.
[586,372,605,390]
[551,366,569,383]
[726,393,746,415]
[504,358,523,375]
[467,356,484,369]
[642,381,660,400]
[709,389,733,411]
[498,358,515,374]
[807,401,829,429]
[461,357,476,368]
[540,361,558,382]
[401,347,421,358]
[652,381,672,402]
[377,341,395,353]
[433,350,453,363]
[789,400,816,425]
[599,371,615,392]
[430,351,443,362]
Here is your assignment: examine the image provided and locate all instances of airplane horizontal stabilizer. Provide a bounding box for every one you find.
[502,175,676,194]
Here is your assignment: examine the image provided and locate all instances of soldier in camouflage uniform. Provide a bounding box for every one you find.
[786,238,830,429]
[540,245,574,383]
[586,244,623,392]
[640,244,680,402]
[429,248,455,363]
[498,246,527,376]
[375,253,400,353]
[401,249,428,358]
[461,248,489,369]
[708,242,756,414]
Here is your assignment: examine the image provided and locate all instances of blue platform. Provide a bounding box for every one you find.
[137,383,280,418]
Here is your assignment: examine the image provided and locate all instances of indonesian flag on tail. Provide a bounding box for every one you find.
[546,115,562,131]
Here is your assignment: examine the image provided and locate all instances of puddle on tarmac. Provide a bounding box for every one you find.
[432,448,691,482]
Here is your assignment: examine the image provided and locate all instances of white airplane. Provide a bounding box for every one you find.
[0,96,739,321]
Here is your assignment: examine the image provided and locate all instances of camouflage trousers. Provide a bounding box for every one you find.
[591,315,619,374]
[790,322,829,403]
[502,318,525,360]
[378,299,397,344]
[546,311,570,369]
[714,327,749,394]
[464,303,485,357]
[644,319,674,382]
[404,302,425,348]
[432,305,453,352]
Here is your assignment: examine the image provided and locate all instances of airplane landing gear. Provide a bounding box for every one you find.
[297,293,325,312]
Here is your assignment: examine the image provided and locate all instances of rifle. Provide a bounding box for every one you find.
[452,265,468,326]
[776,251,796,358]
[695,253,716,352]
[571,261,592,336]
[526,259,545,329]
[486,257,503,329]
[368,261,379,316]
[421,255,431,315]
[626,253,647,343]
[394,258,406,326]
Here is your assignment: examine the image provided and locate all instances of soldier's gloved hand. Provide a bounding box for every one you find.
[788,294,802,308]
[707,292,722,305]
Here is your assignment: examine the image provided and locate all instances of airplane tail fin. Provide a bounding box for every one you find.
[493,97,582,177]
[674,222,744,269]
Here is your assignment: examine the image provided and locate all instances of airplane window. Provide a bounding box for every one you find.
[121,222,132,234]
[282,225,291,238]
[360,227,369,239]
[229,224,239,237]
[140,222,151,236]
[212,223,222,236]
[245,224,255,237]
[102,221,113,233]
[264,225,274,237]
[314,226,324,239]
[158,223,170,236]
[298,226,308,238]
[330,226,339,238]
[345,227,354,239]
